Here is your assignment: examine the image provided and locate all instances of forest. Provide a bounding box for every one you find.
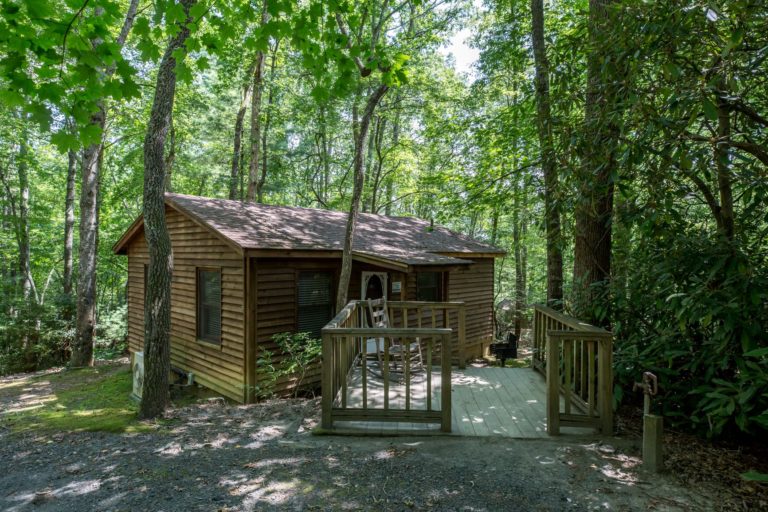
[0,0,766,440]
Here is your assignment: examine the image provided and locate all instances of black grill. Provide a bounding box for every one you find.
[490,332,518,367]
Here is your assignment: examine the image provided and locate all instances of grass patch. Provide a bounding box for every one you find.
[2,366,155,434]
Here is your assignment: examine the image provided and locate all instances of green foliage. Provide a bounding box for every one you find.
[612,233,768,437]
[742,471,768,483]
[252,332,322,400]
[95,304,127,360]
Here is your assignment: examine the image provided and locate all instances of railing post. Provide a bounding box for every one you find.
[441,332,452,433]
[546,333,560,435]
[321,332,333,429]
[599,336,614,434]
[458,305,466,369]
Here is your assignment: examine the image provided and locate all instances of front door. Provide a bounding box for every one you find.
[361,271,387,301]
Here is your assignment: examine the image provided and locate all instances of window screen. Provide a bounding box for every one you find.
[197,269,222,343]
[297,271,334,338]
[416,272,443,302]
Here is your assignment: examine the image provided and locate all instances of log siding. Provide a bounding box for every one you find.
[126,206,246,402]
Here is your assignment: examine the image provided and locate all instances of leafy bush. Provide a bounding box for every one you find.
[95,304,127,360]
[611,234,768,439]
[252,332,322,399]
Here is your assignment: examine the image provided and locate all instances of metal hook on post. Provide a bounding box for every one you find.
[634,371,663,472]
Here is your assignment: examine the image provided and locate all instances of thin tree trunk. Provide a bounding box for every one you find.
[17,132,32,301]
[71,0,140,367]
[63,148,76,298]
[62,147,77,319]
[362,116,377,212]
[320,105,331,204]
[714,82,735,241]
[247,0,269,203]
[531,0,563,307]
[573,0,619,322]
[335,84,389,312]
[230,60,256,200]
[512,191,524,339]
[140,0,195,420]
[260,40,280,200]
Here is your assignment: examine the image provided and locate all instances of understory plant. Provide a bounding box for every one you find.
[253,332,322,400]
[611,232,768,439]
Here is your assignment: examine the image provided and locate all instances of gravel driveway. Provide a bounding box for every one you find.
[0,397,713,511]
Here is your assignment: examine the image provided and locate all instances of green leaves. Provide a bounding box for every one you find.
[702,97,718,122]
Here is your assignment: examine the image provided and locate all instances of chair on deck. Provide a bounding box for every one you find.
[365,298,423,374]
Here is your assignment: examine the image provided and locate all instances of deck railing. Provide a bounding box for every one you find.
[320,300,466,433]
[532,305,613,435]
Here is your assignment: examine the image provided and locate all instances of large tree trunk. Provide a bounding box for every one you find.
[530,0,563,307]
[246,0,269,203]
[70,0,139,367]
[71,112,103,367]
[164,117,176,192]
[140,0,195,420]
[63,148,77,304]
[572,0,619,322]
[335,84,389,312]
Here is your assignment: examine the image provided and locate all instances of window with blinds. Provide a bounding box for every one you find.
[416,272,443,302]
[297,271,334,338]
[197,269,222,343]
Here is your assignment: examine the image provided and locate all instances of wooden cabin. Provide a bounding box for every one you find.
[113,193,505,403]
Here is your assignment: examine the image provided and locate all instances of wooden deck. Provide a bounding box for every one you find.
[331,365,595,438]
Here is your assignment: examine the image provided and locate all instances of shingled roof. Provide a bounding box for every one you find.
[114,193,505,267]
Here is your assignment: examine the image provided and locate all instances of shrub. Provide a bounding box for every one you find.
[252,332,322,399]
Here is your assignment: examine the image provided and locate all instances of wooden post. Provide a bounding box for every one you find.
[441,333,452,433]
[321,332,333,429]
[643,414,663,472]
[546,333,560,435]
[599,336,613,435]
[458,305,466,369]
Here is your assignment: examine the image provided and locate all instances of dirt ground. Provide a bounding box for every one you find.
[0,364,761,511]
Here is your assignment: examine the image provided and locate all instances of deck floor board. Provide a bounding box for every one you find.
[331,366,594,438]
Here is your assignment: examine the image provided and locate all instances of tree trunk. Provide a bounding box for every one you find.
[71,115,102,367]
[17,131,32,302]
[71,0,139,367]
[512,191,527,339]
[139,0,195,420]
[531,0,563,307]
[335,84,389,312]
[62,147,77,316]
[714,83,735,241]
[320,105,331,204]
[164,117,176,192]
[572,0,619,322]
[230,60,256,200]
[260,40,280,200]
[246,0,269,203]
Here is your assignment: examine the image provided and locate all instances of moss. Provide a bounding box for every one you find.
[3,367,156,434]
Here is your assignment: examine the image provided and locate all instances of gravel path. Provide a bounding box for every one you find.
[0,397,713,512]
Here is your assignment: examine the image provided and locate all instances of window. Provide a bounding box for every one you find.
[416,272,443,302]
[197,269,222,343]
[297,271,334,338]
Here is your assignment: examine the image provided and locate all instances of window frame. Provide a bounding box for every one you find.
[196,267,223,345]
[416,271,444,302]
[296,270,335,339]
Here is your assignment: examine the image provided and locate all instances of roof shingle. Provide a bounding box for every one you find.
[116,193,505,266]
